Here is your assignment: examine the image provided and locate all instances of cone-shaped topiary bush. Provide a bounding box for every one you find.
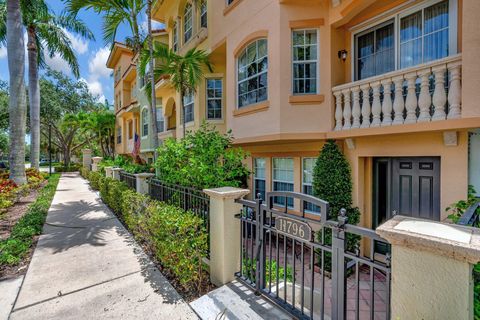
[313,139,354,221]
[312,139,361,272]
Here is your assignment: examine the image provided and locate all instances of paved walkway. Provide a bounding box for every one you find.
[9,172,197,320]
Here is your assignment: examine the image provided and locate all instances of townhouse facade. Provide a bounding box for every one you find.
[111,0,480,231]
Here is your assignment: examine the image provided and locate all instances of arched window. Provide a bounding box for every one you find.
[183,3,193,43]
[237,38,268,108]
[142,108,149,137]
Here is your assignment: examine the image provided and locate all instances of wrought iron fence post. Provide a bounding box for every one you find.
[254,193,264,294]
[331,208,347,320]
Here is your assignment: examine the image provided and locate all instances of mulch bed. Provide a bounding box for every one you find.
[0,182,47,280]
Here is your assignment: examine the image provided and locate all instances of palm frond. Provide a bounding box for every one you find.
[37,22,80,77]
[54,14,95,41]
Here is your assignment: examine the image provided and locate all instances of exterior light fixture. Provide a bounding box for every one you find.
[338,49,348,61]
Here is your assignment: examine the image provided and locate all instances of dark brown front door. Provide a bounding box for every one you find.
[373,157,441,228]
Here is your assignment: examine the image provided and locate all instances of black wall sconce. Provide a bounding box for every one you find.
[338,49,348,62]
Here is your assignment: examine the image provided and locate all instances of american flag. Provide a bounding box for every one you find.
[132,133,140,157]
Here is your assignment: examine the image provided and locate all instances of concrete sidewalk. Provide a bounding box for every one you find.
[9,172,197,320]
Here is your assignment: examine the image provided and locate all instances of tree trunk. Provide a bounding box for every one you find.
[181,89,186,138]
[27,27,40,170]
[7,0,27,184]
[147,0,159,159]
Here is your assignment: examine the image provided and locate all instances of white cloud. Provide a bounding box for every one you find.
[0,46,6,59]
[44,53,72,75]
[88,47,110,80]
[80,47,112,102]
[65,29,89,55]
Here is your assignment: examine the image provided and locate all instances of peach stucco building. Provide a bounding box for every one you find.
[112,0,480,230]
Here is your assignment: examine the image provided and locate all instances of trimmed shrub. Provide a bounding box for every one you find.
[87,171,103,190]
[83,169,209,293]
[54,163,81,172]
[144,201,208,290]
[312,140,360,272]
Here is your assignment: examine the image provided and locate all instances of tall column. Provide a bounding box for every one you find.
[91,157,103,172]
[377,216,478,320]
[135,173,155,194]
[203,187,250,286]
[82,149,92,171]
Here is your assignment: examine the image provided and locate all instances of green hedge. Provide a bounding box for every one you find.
[82,168,208,291]
[54,163,81,172]
[0,174,60,266]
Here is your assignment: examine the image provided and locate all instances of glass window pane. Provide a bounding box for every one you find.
[425,0,449,34]
[400,38,422,68]
[401,11,422,42]
[305,30,317,45]
[424,29,448,62]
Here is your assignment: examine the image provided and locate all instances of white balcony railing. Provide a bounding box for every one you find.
[332,54,462,131]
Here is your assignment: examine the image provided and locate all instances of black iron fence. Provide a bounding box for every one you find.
[119,171,136,190]
[458,201,480,227]
[236,191,391,320]
[148,178,210,229]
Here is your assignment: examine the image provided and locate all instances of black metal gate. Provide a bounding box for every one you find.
[235,191,391,320]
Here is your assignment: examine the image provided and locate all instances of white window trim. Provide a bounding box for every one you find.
[183,3,193,44]
[302,157,319,214]
[272,157,295,209]
[350,0,457,80]
[236,38,268,109]
[205,77,223,121]
[291,28,320,95]
[141,107,149,138]
[183,93,195,124]
[253,158,266,200]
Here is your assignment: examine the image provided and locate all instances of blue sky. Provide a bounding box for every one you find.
[0,0,163,104]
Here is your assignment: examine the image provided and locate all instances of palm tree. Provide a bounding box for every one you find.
[4,0,27,184]
[66,0,145,52]
[0,0,94,170]
[146,0,159,156]
[139,43,212,138]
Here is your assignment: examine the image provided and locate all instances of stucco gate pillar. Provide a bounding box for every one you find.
[135,173,155,194]
[91,157,103,172]
[377,216,480,320]
[104,167,114,178]
[203,187,250,287]
[82,149,92,171]
[112,168,122,180]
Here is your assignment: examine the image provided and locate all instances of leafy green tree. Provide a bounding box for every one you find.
[0,131,8,159]
[0,80,8,131]
[155,123,250,189]
[0,0,94,170]
[78,108,116,159]
[5,0,27,184]
[39,69,98,167]
[139,42,213,138]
